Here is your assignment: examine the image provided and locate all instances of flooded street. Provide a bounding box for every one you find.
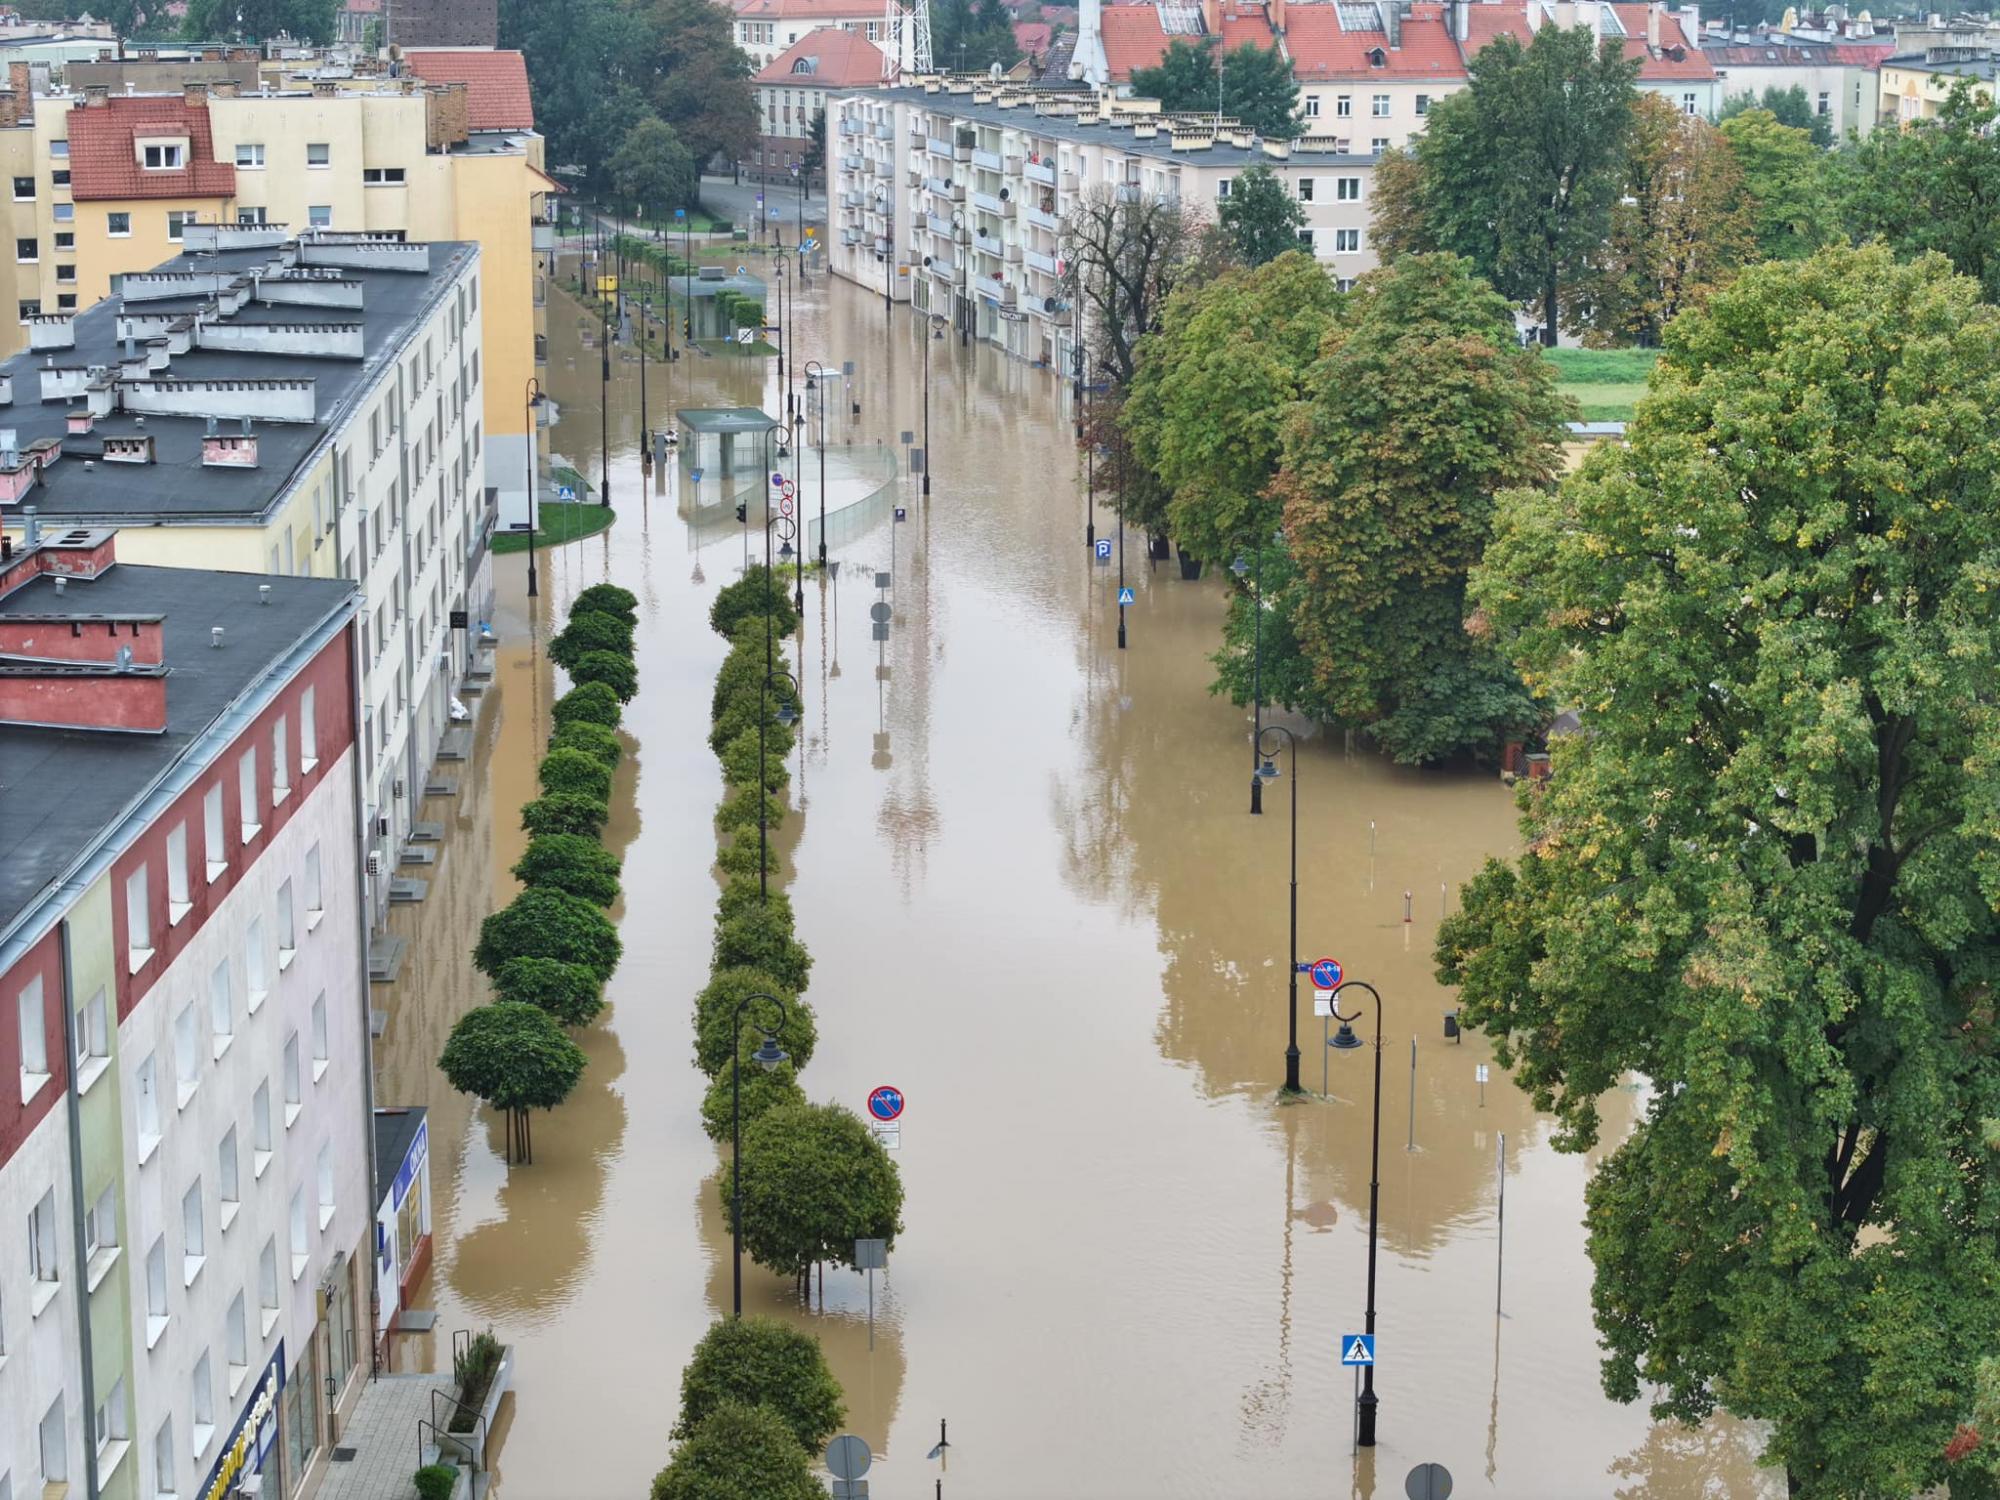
[371,258,1781,1498]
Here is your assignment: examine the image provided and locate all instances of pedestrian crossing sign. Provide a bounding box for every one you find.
[1117,586,1135,606]
[1341,1335,1375,1366]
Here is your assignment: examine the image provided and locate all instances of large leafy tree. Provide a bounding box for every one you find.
[1439,244,2000,1498]
[672,1318,845,1453]
[609,115,697,217]
[650,1401,823,1500]
[1835,80,2000,301]
[1217,164,1307,267]
[438,1003,588,1163]
[720,1102,904,1281]
[1720,83,1834,146]
[646,0,760,169]
[1276,253,1564,762]
[1718,108,1836,261]
[1131,38,1299,139]
[182,0,335,39]
[1130,38,1219,113]
[1376,25,1637,344]
[931,0,1022,71]
[1576,95,1754,347]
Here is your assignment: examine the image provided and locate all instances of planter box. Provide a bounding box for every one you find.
[450,1342,515,1454]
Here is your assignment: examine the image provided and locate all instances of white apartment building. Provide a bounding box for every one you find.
[828,83,1378,369]
[730,0,891,71]
[1705,38,1880,135]
[0,227,492,934]
[0,529,368,1500]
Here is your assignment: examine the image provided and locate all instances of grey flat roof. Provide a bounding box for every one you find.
[0,560,356,935]
[870,86,1382,167]
[1887,51,2000,78]
[373,1105,427,1205]
[676,407,781,433]
[0,238,475,526]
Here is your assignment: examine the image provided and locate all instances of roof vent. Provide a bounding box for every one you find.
[258,584,271,605]
[53,575,64,595]
[211,626,224,648]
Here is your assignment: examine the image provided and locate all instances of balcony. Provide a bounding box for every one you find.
[926,211,953,236]
[930,256,956,279]
[972,148,1003,171]
[874,122,893,139]
[872,195,893,216]
[1005,154,1024,175]
[842,189,861,208]
[1004,241,1023,265]
[971,190,1004,215]
[531,221,554,251]
[1025,203,1059,232]
[1116,183,1140,202]
[840,117,863,135]
[953,133,974,162]
[927,136,954,157]
[1025,158,1056,186]
[842,153,863,172]
[1024,247,1058,275]
[875,236,891,254]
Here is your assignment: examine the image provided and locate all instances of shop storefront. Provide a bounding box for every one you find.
[197,1346,283,1500]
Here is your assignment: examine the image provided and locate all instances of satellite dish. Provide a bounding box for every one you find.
[922,255,933,266]
[1043,295,1059,313]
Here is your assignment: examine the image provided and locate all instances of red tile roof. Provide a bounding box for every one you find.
[730,0,885,19]
[1831,41,1895,66]
[754,26,890,85]
[1014,20,1053,56]
[68,96,235,202]
[402,49,534,130]
[1103,4,1173,80]
[1609,5,1712,77]
[1218,2,1276,52]
[1285,5,1467,78]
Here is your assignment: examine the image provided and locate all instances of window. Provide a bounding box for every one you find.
[226,1292,247,1393]
[50,169,68,187]
[1682,91,1698,114]
[245,918,266,1011]
[9,176,27,199]
[309,204,331,228]
[289,1188,308,1279]
[79,988,108,1090]
[218,1127,239,1229]
[95,1376,128,1461]
[1370,137,1389,154]
[15,237,34,262]
[1337,175,1361,202]
[40,1397,67,1483]
[305,843,323,929]
[1416,93,1431,116]
[191,1352,214,1457]
[252,1083,272,1177]
[181,1179,204,1284]
[258,1238,279,1334]
[208,959,231,1059]
[204,784,225,880]
[49,139,67,158]
[54,262,75,283]
[56,294,74,310]
[277,882,296,970]
[271,717,290,802]
[1335,227,1362,253]
[107,211,130,236]
[135,1053,161,1160]
[142,143,184,169]
[234,143,264,168]
[1297,177,1314,202]
[317,1142,335,1229]
[1297,228,1316,249]
[155,1417,176,1496]
[1372,93,1391,116]
[127,866,152,971]
[235,206,266,226]
[239,749,259,840]
[166,824,190,922]
[311,993,329,1081]
[174,1003,198,1108]
[146,1237,169,1346]
[29,1188,60,1305]
[1304,95,1320,118]
[1336,94,1352,117]
[1817,89,1831,115]
[167,210,192,242]
[283,1034,301,1127]
[17,299,37,320]
[363,167,406,185]
[53,202,72,223]
[18,976,47,1102]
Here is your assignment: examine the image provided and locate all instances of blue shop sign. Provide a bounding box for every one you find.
[199,1342,285,1500]
[393,1117,429,1210]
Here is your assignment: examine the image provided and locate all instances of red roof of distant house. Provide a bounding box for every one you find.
[344,0,380,13]
[1217,0,1276,51]
[1102,3,1173,80]
[1285,4,1466,78]
[69,95,235,201]
[754,27,890,85]
[731,0,885,18]
[1014,20,1053,57]
[1831,41,1894,65]
[1459,3,1710,80]
[402,49,534,129]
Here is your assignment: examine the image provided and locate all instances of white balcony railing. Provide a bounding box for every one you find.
[1025,159,1056,185]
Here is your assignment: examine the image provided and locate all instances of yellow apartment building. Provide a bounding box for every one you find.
[1879,47,1998,124]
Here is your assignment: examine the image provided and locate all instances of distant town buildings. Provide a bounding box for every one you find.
[754,28,891,185]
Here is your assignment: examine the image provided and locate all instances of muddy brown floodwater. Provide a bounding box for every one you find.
[367,255,1784,1499]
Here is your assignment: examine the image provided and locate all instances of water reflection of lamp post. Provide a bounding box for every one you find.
[921,312,946,497]
[1255,725,1302,1094]
[1234,547,1266,814]
[804,360,827,566]
[524,378,544,598]
[1328,977,1385,1446]
[731,992,790,1317]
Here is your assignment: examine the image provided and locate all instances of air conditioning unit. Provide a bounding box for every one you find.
[365,852,382,877]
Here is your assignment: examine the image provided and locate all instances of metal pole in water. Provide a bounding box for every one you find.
[1407,1036,1416,1151]
[1403,890,1413,924]
[1496,1132,1506,1315]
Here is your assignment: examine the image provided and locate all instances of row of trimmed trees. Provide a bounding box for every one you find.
[695,565,903,1291]
[651,1318,845,1499]
[438,584,641,1163]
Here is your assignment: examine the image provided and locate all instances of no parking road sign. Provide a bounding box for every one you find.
[1310,957,1344,991]
[866,1085,904,1123]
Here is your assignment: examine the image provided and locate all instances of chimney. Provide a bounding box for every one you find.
[1201,0,1222,33]
[312,79,337,97]
[203,417,257,469]
[212,79,240,98]
[184,81,208,106]
[8,60,28,109]
[1070,0,1110,85]
[83,83,109,106]
[0,88,19,129]
[1647,2,1662,47]
[1270,0,1287,33]
[1384,0,1402,48]
[1450,0,1470,39]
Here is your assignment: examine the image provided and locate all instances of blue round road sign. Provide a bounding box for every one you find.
[867,1086,904,1123]
[1310,957,1344,990]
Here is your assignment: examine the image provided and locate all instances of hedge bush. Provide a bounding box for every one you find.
[571,649,639,703]
[713,903,812,994]
[474,886,622,982]
[550,610,635,669]
[693,967,815,1075]
[552,720,623,769]
[699,1059,805,1141]
[710,565,798,640]
[720,728,790,794]
[521,794,609,840]
[716,877,791,928]
[552,682,623,729]
[671,1316,845,1451]
[572,583,639,625]
[493,956,606,1026]
[540,746,614,803]
[513,833,622,907]
[715,836,780,879]
[709,687,796,758]
[716,785,787,834]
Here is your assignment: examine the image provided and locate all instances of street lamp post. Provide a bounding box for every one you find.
[1328,979,1386,1445]
[677,207,692,352]
[637,218,651,478]
[1114,431,1127,651]
[921,312,946,496]
[1235,547,1267,815]
[792,163,804,256]
[1255,725,1302,1093]
[523,378,544,598]
[597,215,612,507]
[773,253,794,423]
[804,360,827,566]
[952,210,968,348]
[757,662,799,902]
[731,992,791,1317]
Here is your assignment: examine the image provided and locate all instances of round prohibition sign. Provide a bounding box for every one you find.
[866,1085,904,1122]
[778,495,795,518]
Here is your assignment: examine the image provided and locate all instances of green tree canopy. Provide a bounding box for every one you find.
[672,1318,846,1451]
[1217,164,1308,267]
[609,114,698,216]
[439,1002,588,1162]
[552,682,623,729]
[570,649,640,703]
[572,583,639,624]
[711,566,800,640]
[649,1401,823,1500]
[512,834,623,908]
[182,0,335,42]
[1720,82,1834,145]
[540,746,614,803]
[1379,25,1638,343]
[1132,38,1299,139]
[491,957,605,1026]
[550,610,635,669]
[693,967,815,1076]
[720,1102,904,1278]
[932,0,1021,71]
[1834,80,2000,301]
[714,903,813,994]
[699,1057,805,1141]
[522,793,610,840]
[474,886,622,982]
[1440,243,2000,1499]
[1276,253,1564,762]
[551,720,623,769]
[1717,107,1837,261]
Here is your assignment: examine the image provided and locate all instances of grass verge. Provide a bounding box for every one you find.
[1543,347,1661,423]
[496,504,615,553]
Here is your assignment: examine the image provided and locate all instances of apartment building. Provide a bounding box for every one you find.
[1879,43,1997,123]
[0,228,490,933]
[754,28,891,185]
[0,60,552,524]
[0,526,366,1500]
[731,0,891,71]
[829,83,1377,367]
[1461,1,1718,115]
[1286,1,1467,152]
[1705,39,1879,136]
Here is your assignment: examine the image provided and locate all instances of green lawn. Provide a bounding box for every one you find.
[495,503,615,553]
[1541,347,1661,423]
